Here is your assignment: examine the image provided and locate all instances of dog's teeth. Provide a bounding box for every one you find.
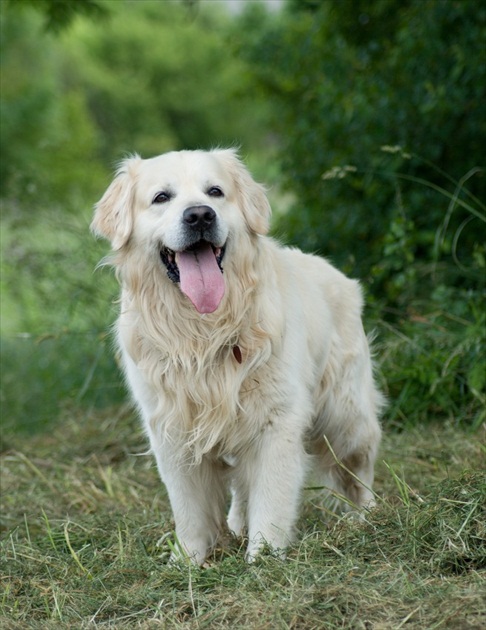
[163,248,175,263]
[214,247,221,258]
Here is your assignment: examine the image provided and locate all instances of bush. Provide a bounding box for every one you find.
[236,0,486,428]
[378,289,486,429]
[0,205,123,434]
[240,0,486,293]
[0,334,124,436]
[2,0,484,432]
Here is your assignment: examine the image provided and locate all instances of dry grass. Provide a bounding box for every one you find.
[1,408,485,629]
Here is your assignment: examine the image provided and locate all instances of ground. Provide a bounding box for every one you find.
[1,406,485,629]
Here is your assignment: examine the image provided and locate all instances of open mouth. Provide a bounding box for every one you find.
[160,241,225,283]
[160,240,226,314]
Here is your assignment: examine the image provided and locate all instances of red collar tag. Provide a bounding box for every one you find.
[233,345,242,364]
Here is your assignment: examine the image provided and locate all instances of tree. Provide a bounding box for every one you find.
[0,1,271,202]
[68,1,267,159]
[240,0,485,304]
[2,0,108,32]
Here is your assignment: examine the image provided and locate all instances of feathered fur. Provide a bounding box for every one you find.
[92,149,383,565]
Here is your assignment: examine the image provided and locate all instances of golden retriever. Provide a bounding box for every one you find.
[92,149,383,565]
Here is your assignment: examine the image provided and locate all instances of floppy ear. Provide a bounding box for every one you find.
[214,149,271,235]
[91,155,141,250]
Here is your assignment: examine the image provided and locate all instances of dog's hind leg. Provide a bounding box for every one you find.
[331,442,378,510]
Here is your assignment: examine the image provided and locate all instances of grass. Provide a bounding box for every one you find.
[1,407,485,629]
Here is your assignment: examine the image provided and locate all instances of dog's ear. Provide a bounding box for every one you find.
[215,149,271,235]
[91,155,141,250]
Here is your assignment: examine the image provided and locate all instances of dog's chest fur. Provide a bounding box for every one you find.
[120,290,287,462]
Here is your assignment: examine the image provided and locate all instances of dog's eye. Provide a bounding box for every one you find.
[207,186,224,198]
[152,191,171,204]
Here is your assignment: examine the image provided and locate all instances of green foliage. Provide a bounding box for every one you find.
[0,8,106,203]
[1,209,115,334]
[237,0,486,429]
[67,1,270,160]
[1,0,484,432]
[0,1,272,433]
[3,0,108,32]
[0,206,124,433]
[1,334,124,434]
[378,290,486,429]
[0,1,272,202]
[241,0,486,286]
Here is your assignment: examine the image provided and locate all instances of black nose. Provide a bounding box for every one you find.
[183,205,216,230]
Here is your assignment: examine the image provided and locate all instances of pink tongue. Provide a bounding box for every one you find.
[176,244,225,314]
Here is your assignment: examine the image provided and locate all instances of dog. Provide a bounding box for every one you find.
[91,148,383,565]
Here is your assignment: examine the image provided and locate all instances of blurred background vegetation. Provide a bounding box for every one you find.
[1,0,485,438]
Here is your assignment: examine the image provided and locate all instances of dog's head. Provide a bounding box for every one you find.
[91,149,271,314]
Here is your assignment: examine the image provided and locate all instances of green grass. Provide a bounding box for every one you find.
[1,408,485,629]
[0,334,125,435]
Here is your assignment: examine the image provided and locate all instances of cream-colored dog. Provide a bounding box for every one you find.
[92,149,383,565]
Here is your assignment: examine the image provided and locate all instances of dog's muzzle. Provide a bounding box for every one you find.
[159,206,227,314]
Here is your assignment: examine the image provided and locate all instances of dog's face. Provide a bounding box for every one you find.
[92,149,271,313]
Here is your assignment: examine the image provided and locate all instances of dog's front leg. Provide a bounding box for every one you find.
[243,417,309,562]
[152,445,227,566]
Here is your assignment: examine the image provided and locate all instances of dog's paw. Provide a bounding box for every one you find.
[161,532,210,567]
[245,537,286,563]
